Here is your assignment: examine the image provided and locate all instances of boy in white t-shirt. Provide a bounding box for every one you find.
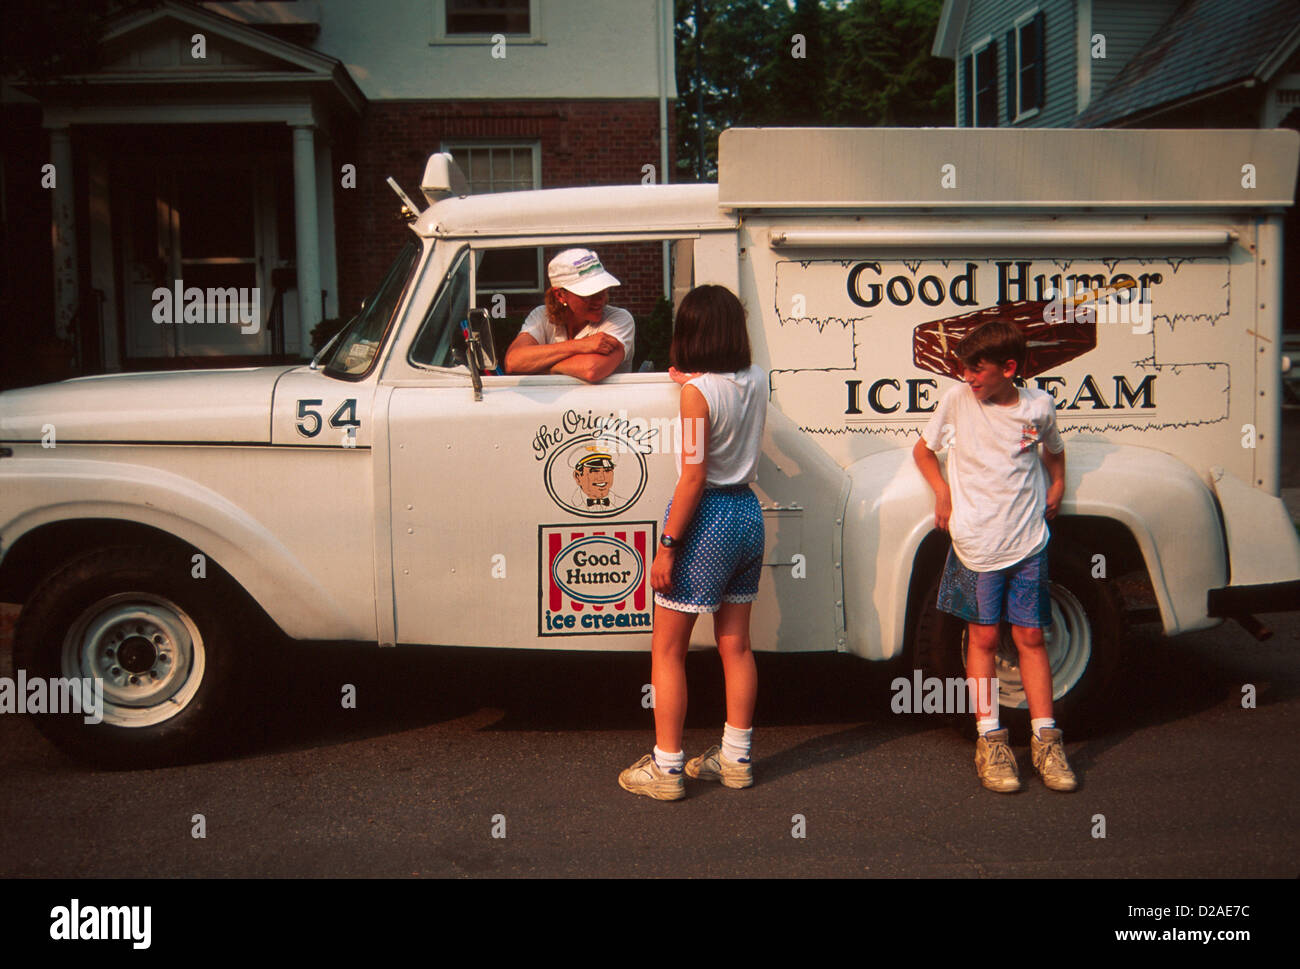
[912,320,1076,794]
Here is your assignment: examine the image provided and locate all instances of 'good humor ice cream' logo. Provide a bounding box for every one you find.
[551,535,644,603]
[539,523,655,636]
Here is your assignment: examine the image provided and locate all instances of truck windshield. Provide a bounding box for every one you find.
[322,241,422,377]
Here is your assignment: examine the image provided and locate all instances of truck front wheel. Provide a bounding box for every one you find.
[13,545,250,767]
[912,543,1123,734]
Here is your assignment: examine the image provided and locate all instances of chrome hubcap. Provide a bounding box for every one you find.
[62,593,205,727]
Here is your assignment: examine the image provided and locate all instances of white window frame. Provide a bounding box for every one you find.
[969,35,996,127]
[441,140,544,293]
[1012,8,1042,124]
[441,140,541,194]
[431,0,544,45]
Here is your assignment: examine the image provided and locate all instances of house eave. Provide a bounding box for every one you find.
[932,0,970,60]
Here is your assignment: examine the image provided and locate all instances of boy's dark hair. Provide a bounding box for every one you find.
[955,320,1025,375]
[670,284,752,373]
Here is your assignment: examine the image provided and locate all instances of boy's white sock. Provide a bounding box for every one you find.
[1031,717,1056,739]
[654,746,684,773]
[721,722,752,763]
[976,717,1000,736]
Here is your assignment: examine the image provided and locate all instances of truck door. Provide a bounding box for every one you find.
[384,245,681,649]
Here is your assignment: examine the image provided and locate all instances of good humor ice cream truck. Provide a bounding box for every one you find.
[1,127,1298,766]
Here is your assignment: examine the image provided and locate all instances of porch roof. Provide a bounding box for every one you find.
[14,0,364,129]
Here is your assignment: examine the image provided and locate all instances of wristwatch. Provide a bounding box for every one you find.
[660,533,679,549]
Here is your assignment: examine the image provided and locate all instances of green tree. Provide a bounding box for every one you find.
[829,0,953,126]
[675,0,952,181]
[675,0,787,181]
[758,0,829,126]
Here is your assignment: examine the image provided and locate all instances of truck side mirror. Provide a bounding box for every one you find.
[457,307,499,401]
[466,307,499,374]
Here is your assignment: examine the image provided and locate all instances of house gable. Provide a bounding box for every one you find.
[99,17,296,74]
[17,0,363,128]
[91,1,339,79]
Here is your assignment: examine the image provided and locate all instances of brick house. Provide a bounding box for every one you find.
[0,0,676,388]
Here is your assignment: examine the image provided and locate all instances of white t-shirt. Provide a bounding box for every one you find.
[680,364,766,487]
[921,384,1065,572]
[519,304,635,374]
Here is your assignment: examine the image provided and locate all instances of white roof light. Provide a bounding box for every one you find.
[421,152,469,205]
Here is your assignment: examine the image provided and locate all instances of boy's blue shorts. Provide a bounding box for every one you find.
[937,545,1051,628]
[655,485,765,615]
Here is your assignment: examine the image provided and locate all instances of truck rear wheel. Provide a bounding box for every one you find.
[13,545,250,768]
[911,542,1123,735]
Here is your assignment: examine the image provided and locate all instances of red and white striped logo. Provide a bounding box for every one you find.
[539,522,655,636]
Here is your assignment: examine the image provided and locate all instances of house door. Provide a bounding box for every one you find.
[121,162,272,360]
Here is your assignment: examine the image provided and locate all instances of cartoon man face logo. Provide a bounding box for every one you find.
[573,448,616,507]
[545,432,646,518]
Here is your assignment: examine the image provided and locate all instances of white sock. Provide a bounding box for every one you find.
[976,717,1000,736]
[721,722,752,763]
[1031,717,1056,739]
[653,746,684,773]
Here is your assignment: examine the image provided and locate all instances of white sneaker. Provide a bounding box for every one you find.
[618,753,686,800]
[685,744,753,789]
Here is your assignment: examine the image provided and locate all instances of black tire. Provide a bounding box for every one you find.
[13,545,253,768]
[911,540,1123,738]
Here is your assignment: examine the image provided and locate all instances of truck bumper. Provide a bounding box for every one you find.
[1207,580,1300,617]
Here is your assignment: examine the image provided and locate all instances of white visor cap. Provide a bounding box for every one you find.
[548,248,621,297]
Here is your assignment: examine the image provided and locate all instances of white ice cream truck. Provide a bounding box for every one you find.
[2,128,1298,766]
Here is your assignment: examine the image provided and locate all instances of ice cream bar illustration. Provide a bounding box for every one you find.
[913,291,1110,380]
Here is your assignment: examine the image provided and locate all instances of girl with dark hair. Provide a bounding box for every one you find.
[619,285,768,800]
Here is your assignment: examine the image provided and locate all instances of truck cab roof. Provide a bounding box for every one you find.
[414,182,736,240]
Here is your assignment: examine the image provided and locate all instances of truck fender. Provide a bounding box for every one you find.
[0,457,367,641]
[842,446,938,661]
[1207,466,1300,586]
[1064,442,1225,635]
[841,441,1227,661]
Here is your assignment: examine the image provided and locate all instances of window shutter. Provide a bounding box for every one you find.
[962,54,972,127]
[1006,29,1017,122]
[976,41,997,127]
[1034,11,1046,111]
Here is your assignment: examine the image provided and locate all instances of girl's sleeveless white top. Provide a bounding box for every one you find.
[681,364,766,487]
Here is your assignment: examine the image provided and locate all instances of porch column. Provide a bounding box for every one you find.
[49,126,78,342]
[315,138,339,323]
[291,124,323,341]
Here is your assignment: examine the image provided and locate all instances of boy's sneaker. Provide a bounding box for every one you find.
[618,754,685,800]
[974,728,1021,793]
[1030,727,1078,792]
[685,744,753,788]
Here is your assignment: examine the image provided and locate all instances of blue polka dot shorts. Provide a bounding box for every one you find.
[655,485,765,614]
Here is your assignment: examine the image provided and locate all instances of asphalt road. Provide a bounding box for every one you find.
[0,612,1296,878]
